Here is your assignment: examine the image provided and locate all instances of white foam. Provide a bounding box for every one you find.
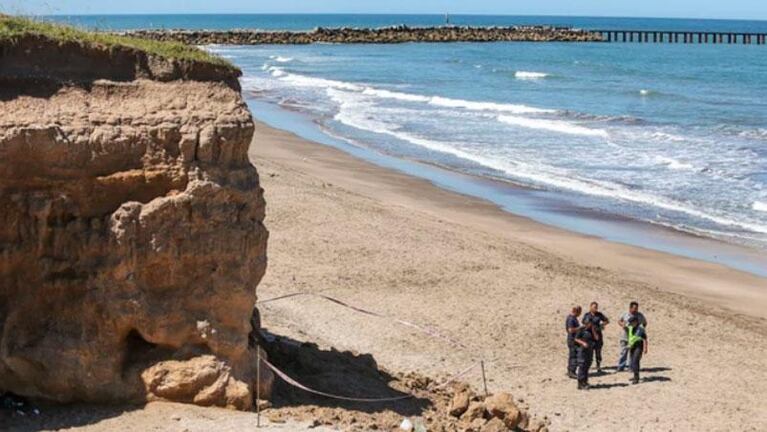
[754,201,767,212]
[498,115,609,138]
[654,156,694,171]
[640,89,651,96]
[362,88,430,103]
[327,88,767,236]
[429,97,554,114]
[515,71,549,80]
[278,73,364,91]
[270,55,294,63]
[270,71,553,114]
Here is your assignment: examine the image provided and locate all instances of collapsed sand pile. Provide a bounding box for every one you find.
[259,336,550,432]
[0,30,272,409]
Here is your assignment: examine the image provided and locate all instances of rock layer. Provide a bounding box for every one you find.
[124,25,604,45]
[0,35,272,409]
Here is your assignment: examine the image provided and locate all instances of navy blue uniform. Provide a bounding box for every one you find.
[565,314,580,375]
[575,327,595,387]
[583,311,609,369]
[629,325,648,383]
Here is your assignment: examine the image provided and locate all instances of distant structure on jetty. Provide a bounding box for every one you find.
[594,29,767,44]
[124,26,767,46]
[123,25,602,45]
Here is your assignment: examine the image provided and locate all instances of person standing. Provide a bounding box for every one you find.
[565,306,582,379]
[574,316,596,390]
[627,315,649,384]
[583,302,609,372]
[617,301,647,371]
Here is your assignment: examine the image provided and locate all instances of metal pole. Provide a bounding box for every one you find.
[256,347,261,428]
[480,360,489,397]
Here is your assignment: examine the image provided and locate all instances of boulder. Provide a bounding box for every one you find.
[482,417,511,432]
[461,401,487,422]
[449,390,471,417]
[484,393,522,429]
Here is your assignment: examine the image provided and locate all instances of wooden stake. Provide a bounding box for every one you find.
[256,347,261,428]
[480,360,489,397]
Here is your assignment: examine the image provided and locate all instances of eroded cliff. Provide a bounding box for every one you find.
[0,18,272,409]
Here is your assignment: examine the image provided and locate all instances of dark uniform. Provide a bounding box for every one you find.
[583,311,609,371]
[575,324,595,389]
[565,314,580,377]
[628,324,648,384]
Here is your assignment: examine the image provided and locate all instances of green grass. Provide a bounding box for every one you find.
[0,15,236,70]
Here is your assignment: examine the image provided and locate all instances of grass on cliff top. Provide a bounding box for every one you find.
[0,15,237,70]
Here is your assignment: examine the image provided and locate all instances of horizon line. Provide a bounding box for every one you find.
[25,13,767,23]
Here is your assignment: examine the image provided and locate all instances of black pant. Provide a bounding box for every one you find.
[567,339,578,374]
[630,341,644,379]
[593,337,603,367]
[577,346,593,384]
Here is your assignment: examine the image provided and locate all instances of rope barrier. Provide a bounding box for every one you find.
[262,357,482,403]
[258,291,468,349]
[256,290,512,404]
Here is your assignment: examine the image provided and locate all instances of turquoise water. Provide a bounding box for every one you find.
[48,15,767,253]
[213,41,767,250]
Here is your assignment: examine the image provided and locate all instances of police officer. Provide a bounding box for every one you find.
[627,315,649,384]
[583,301,609,372]
[565,305,582,379]
[574,315,596,390]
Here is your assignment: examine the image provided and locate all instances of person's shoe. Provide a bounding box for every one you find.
[567,372,578,379]
[578,382,591,390]
[631,377,640,385]
[616,366,626,372]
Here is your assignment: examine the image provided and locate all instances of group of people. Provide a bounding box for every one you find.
[566,301,648,390]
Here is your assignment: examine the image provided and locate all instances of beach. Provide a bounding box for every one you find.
[249,120,767,431]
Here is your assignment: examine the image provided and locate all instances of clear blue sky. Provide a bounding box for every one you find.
[2,0,765,21]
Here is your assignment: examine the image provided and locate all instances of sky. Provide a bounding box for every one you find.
[1,0,766,21]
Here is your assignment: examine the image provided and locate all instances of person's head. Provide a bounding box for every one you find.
[629,301,639,314]
[590,302,599,313]
[571,305,582,316]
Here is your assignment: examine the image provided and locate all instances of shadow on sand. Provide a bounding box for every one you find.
[263,332,430,416]
[1,331,429,431]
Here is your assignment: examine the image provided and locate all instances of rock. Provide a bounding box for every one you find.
[449,390,471,417]
[0,33,272,409]
[482,417,511,432]
[171,414,181,421]
[484,393,522,429]
[461,401,487,422]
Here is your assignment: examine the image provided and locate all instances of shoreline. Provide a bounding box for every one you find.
[247,98,767,281]
[248,104,767,320]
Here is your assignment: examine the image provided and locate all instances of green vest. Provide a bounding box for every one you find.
[627,325,643,348]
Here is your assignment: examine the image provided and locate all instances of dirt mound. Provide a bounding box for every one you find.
[260,335,550,431]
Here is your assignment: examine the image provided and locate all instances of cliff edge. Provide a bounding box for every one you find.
[0,16,272,409]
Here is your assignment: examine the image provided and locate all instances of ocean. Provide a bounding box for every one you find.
[47,14,767,268]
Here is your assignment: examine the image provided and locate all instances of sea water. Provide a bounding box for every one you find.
[49,15,767,252]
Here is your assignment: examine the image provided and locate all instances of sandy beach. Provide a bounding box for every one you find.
[8,119,766,432]
[250,119,767,431]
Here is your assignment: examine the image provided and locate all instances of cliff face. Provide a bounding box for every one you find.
[0,33,272,409]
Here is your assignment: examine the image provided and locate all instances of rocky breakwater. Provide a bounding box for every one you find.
[0,17,272,410]
[125,25,604,45]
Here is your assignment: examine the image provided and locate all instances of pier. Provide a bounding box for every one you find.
[595,30,767,44]
[123,26,767,46]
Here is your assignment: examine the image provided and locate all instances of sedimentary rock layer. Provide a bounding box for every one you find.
[0,35,272,409]
[125,26,604,45]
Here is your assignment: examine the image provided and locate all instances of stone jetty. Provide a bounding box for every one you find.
[123,25,603,45]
